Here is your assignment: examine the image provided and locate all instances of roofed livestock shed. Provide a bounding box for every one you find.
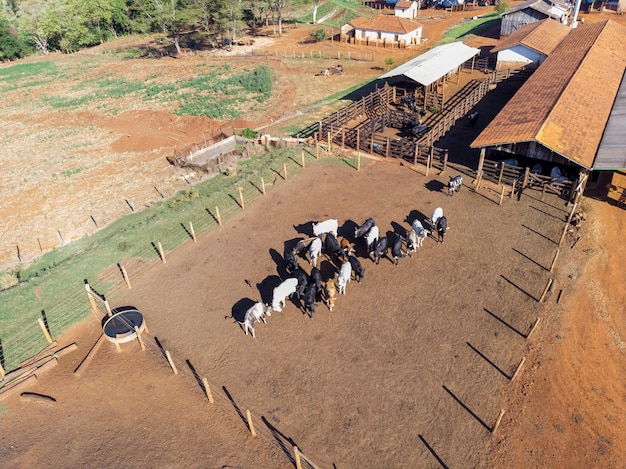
[500,0,571,37]
[471,20,626,202]
[379,41,481,110]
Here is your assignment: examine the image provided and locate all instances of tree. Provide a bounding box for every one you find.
[267,0,287,36]
[312,0,320,24]
[0,18,31,60]
[309,27,325,42]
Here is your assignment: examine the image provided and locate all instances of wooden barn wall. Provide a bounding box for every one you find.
[500,9,547,37]
[487,141,575,167]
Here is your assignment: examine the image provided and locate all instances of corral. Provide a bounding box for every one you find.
[103,155,567,467]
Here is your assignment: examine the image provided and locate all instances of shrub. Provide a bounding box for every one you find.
[241,128,258,139]
[428,104,442,113]
[310,28,326,42]
[495,2,509,13]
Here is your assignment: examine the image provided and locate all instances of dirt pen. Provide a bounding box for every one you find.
[103,154,573,467]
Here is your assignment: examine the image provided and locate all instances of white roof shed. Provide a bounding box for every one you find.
[380,42,481,85]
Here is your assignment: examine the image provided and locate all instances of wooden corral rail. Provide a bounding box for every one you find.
[417,79,491,147]
[479,159,574,198]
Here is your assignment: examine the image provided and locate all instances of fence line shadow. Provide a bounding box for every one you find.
[185,359,205,396]
[500,274,537,301]
[512,247,548,271]
[442,384,491,432]
[222,386,248,427]
[418,434,449,469]
[521,224,558,244]
[467,342,510,379]
[261,416,297,466]
[180,222,194,241]
[483,308,526,338]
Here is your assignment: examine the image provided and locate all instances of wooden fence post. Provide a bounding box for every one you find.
[499,185,506,206]
[37,318,53,344]
[215,206,222,226]
[356,129,360,152]
[539,279,553,303]
[527,317,541,338]
[157,242,166,263]
[549,248,560,272]
[413,143,418,166]
[357,151,361,171]
[165,350,178,375]
[511,356,526,381]
[492,409,505,433]
[246,410,257,437]
[441,149,448,173]
[85,283,99,315]
[559,203,577,246]
[294,446,303,469]
[261,177,266,195]
[0,362,5,378]
[189,221,196,242]
[103,298,112,317]
[301,150,305,168]
[120,264,132,289]
[238,186,245,209]
[134,326,145,351]
[497,163,505,185]
[202,377,214,404]
[283,163,288,181]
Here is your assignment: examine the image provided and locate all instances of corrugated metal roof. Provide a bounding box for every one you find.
[502,0,570,18]
[348,15,422,34]
[594,72,626,170]
[471,20,626,170]
[491,19,570,55]
[379,42,480,86]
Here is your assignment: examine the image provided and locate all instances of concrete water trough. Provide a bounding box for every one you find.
[103,309,145,344]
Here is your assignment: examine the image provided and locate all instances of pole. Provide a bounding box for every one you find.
[37,318,53,344]
[121,264,132,289]
[238,186,245,209]
[165,350,179,375]
[559,203,577,246]
[134,326,145,351]
[301,150,305,168]
[549,249,560,272]
[246,410,257,437]
[85,283,99,315]
[202,377,214,404]
[215,206,222,226]
[294,446,303,469]
[283,163,288,181]
[157,242,166,263]
[357,151,361,171]
[261,177,266,195]
[499,185,506,205]
[539,279,553,303]
[189,221,196,242]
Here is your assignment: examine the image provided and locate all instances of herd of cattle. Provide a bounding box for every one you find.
[238,176,463,337]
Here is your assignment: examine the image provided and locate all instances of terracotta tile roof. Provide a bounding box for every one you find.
[491,19,570,55]
[349,15,421,34]
[471,20,626,170]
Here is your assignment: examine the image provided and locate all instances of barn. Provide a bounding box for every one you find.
[491,19,570,70]
[471,20,626,199]
[379,41,481,109]
[343,15,423,47]
[500,0,571,37]
[395,0,419,19]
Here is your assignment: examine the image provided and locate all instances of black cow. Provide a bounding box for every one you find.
[293,268,309,300]
[436,216,448,243]
[324,232,342,258]
[303,282,317,318]
[284,246,298,274]
[355,217,376,243]
[310,267,322,298]
[391,234,404,266]
[348,255,365,283]
[373,237,388,265]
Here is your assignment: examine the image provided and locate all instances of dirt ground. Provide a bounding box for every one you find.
[2,5,626,469]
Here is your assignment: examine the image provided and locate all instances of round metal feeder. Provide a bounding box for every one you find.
[103,309,145,344]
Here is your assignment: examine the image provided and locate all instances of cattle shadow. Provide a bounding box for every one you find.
[230,297,256,324]
[339,219,358,238]
[293,221,313,236]
[425,179,446,194]
[269,248,289,278]
[319,258,337,281]
[405,209,429,227]
[391,221,408,237]
[256,275,283,305]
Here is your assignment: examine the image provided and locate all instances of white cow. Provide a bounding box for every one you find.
[411,220,430,248]
[337,261,352,295]
[430,207,443,230]
[313,219,338,237]
[271,278,298,312]
[365,225,379,253]
[308,236,323,267]
[240,302,272,338]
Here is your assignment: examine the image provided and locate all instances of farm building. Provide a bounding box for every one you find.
[491,19,570,70]
[471,20,626,196]
[586,0,626,13]
[379,41,481,108]
[395,0,419,18]
[500,0,571,37]
[343,15,423,47]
